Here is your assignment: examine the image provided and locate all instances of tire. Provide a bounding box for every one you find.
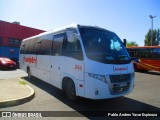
[133,64,138,71]
[141,69,148,73]
[27,67,32,80]
[65,80,77,102]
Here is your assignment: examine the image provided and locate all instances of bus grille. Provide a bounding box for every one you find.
[109,74,131,83]
[109,74,131,94]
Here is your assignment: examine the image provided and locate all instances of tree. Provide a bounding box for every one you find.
[144,29,159,46]
[156,29,160,45]
[126,41,138,47]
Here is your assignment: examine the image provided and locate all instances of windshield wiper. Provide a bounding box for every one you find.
[117,55,131,60]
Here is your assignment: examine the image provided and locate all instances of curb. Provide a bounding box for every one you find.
[0,78,35,108]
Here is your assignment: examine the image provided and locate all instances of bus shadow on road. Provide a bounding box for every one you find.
[23,77,160,118]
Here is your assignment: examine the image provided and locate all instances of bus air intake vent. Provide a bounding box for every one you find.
[109,74,131,83]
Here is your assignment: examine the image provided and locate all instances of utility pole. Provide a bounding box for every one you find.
[149,15,156,46]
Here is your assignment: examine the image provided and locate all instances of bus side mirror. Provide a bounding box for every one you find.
[123,39,126,47]
[66,31,80,42]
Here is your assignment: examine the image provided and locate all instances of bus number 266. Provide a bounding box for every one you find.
[75,65,82,70]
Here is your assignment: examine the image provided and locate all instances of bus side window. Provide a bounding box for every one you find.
[157,48,160,59]
[130,49,134,57]
[24,40,30,54]
[141,48,145,58]
[35,37,42,55]
[20,41,25,54]
[39,35,53,55]
[33,34,53,55]
[127,49,133,57]
[62,30,83,60]
[145,49,149,58]
[130,49,135,57]
[152,48,158,59]
[135,49,138,58]
[52,33,64,56]
[150,48,155,59]
[138,49,142,58]
[134,49,137,57]
[28,38,37,54]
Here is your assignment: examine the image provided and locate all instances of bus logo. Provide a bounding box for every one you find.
[75,65,82,70]
[113,67,128,72]
[24,57,36,63]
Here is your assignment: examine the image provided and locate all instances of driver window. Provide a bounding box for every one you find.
[62,29,83,60]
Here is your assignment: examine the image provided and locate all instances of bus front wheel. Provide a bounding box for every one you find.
[64,79,77,102]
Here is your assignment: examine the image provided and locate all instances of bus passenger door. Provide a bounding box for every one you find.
[50,33,65,89]
[50,56,62,89]
[61,30,85,97]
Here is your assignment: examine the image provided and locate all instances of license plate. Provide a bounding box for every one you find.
[10,65,14,67]
[119,82,127,87]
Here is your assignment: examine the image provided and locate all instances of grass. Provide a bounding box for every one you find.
[19,79,27,85]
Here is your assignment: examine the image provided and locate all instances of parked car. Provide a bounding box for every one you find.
[0,57,16,70]
[10,58,19,68]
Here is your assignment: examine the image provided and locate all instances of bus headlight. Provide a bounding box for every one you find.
[88,73,107,83]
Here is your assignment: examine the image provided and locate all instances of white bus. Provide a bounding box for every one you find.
[19,24,135,102]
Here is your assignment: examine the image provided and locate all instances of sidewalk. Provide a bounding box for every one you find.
[0,78,34,108]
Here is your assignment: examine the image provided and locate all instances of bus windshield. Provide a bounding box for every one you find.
[79,27,131,64]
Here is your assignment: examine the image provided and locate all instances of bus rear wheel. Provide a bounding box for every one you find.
[133,64,138,71]
[64,80,77,102]
[27,67,32,80]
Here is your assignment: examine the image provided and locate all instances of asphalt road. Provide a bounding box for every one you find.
[0,69,27,79]
[0,69,160,120]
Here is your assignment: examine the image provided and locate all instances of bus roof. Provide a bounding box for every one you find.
[127,46,160,49]
[22,24,114,42]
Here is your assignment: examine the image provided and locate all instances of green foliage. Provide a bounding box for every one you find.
[144,29,160,46]
[157,29,160,43]
[127,41,138,47]
[19,79,27,85]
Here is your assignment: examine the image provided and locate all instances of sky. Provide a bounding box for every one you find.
[0,0,160,46]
